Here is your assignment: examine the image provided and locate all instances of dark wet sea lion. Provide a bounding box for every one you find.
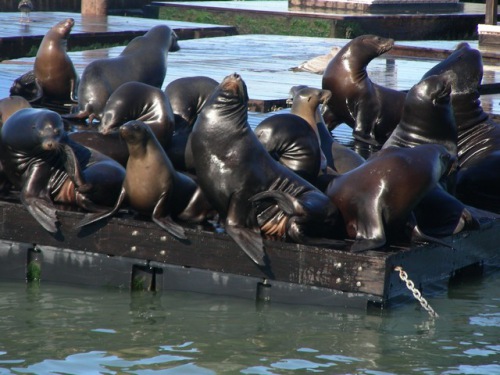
[9,70,43,103]
[77,120,213,239]
[0,108,125,233]
[288,85,365,175]
[68,24,180,123]
[33,18,79,102]
[165,76,219,171]
[322,35,406,146]
[190,73,344,266]
[422,43,500,212]
[254,113,322,183]
[383,73,457,157]
[325,144,455,252]
[68,81,175,166]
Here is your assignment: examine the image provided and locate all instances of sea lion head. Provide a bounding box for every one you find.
[56,18,75,38]
[217,73,249,105]
[34,110,66,151]
[119,120,151,147]
[422,42,483,95]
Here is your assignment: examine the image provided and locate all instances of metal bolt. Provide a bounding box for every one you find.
[356,281,362,287]
[131,230,139,236]
[336,278,341,283]
[160,236,167,242]
[335,262,342,269]
[358,266,363,272]
[160,250,166,255]
[131,246,137,252]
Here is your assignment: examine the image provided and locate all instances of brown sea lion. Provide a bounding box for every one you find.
[33,18,79,102]
[69,81,175,166]
[67,24,180,123]
[288,85,365,176]
[76,120,214,239]
[190,73,344,266]
[422,43,500,212]
[325,144,455,252]
[165,76,219,171]
[0,96,31,126]
[0,108,126,233]
[322,35,406,146]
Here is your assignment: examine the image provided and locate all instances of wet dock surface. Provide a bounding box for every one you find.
[2,32,500,118]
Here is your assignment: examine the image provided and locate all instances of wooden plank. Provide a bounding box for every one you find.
[485,0,498,25]
[0,198,389,297]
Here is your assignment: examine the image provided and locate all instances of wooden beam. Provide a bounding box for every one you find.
[485,0,498,25]
[81,0,107,16]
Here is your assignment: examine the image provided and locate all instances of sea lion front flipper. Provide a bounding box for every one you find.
[76,187,125,228]
[410,224,454,249]
[226,193,266,266]
[249,190,300,216]
[152,193,187,240]
[351,238,386,253]
[22,196,59,233]
[225,224,266,266]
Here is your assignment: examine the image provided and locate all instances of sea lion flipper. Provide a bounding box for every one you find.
[76,187,125,228]
[62,143,91,192]
[22,197,59,233]
[351,238,386,253]
[153,215,187,240]
[152,193,187,240]
[249,190,298,216]
[410,225,453,249]
[225,224,266,266]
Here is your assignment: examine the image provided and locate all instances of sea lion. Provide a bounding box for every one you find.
[254,113,322,183]
[9,70,43,103]
[422,43,500,212]
[77,120,213,239]
[0,96,31,126]
[165,76,219,171]
[190,73,344,266]
[383,72,457,157]
[68,24,180,123]
[325,144,456,252]
[0,108,126,233]
[322,35,406,146]
[69,81,175,166]
[288,85,365,176]
[33,18,79,102]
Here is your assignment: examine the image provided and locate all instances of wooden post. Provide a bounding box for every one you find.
[81,0,107,16]
[485,0,498,25]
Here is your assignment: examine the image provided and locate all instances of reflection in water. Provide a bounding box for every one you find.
[0,269,498,374]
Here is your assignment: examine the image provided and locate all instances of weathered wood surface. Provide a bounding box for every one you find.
[0,196,498,306]
[0,12,237,60]
[2,34,500,116]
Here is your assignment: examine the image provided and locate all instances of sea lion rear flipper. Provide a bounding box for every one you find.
[22,197,59,233]
[62,143,91,192]
[76,187,125,228]
[225,224,266,266]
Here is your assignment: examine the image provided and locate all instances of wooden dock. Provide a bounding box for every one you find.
[1,12,500,308]
[0,11,237,60]
[3,33,500,118]
[148,0,488,40]
[0,197,499,309]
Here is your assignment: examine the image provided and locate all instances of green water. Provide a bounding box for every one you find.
[0,269,499,374]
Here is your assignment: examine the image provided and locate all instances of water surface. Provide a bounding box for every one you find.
[0,269,499,374]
